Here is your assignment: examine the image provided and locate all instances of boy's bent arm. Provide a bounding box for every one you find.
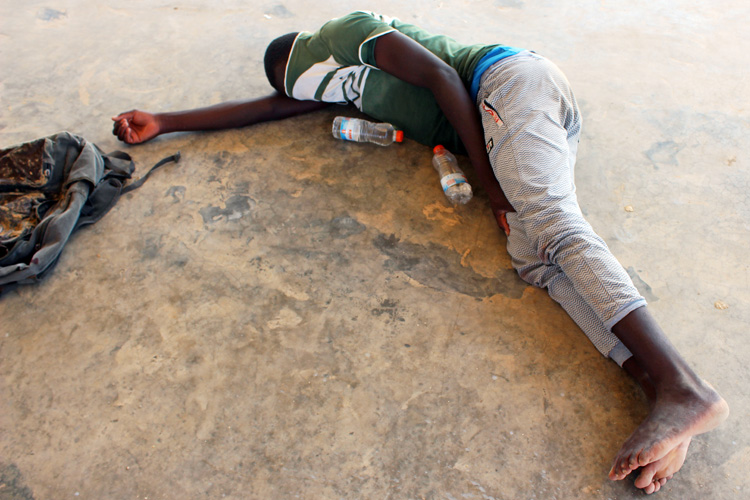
[112,93,329,145]
[374,32,513,225]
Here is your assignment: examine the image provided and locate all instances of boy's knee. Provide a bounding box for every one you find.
[512,256,563,289]
[537,224,607,269]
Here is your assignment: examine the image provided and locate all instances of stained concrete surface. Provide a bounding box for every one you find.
[1,1,748,498]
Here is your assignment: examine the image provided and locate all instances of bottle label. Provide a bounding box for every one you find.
[440,173,467,192]
[338,118,361,142]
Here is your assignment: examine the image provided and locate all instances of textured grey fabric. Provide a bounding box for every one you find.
[477,52,644,363]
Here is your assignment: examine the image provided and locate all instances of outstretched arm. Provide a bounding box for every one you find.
[112,92,329,144]
[374,32,513,230]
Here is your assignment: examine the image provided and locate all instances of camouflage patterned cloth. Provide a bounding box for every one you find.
[0,132,178,289]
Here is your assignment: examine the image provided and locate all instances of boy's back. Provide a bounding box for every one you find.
[285,11,518,152]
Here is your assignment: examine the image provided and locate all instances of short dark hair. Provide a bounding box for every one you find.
[264,32,299,92]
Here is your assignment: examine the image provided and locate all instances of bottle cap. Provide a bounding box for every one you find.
[395,130,404,143]
[433,145,446,154]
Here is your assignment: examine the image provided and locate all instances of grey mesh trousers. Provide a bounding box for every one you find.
[476,51,645,365]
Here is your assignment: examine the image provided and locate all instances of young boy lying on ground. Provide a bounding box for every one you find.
[112,11,728,494]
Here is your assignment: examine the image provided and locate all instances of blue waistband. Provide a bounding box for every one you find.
[470,46,523,101]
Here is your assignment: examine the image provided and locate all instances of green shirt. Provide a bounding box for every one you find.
[284,11,498,153]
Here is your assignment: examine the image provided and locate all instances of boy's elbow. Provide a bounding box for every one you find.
[424,64,463,93]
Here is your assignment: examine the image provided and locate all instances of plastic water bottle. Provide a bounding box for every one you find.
[432,145,473,205]
[332,117,404,146]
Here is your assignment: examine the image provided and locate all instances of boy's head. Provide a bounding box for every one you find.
[264,32,298,93]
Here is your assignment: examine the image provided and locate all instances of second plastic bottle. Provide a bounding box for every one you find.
[432,145,473,205]
[332,117,404,146]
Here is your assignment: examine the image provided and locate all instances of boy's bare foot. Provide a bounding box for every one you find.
[608,379,728,483]
[634,437,691,494]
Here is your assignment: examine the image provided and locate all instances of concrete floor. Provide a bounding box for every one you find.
[1,1,748,498]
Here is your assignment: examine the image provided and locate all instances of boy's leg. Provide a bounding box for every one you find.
[507,218,705,493]
[609,307,728,482]
[479,51,646,354]
[505,211,633,365]
[478,51,727,488]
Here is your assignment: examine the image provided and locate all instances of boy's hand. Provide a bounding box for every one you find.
[491,205,511,236]
[488,193,512,236]
[111,110,161,144]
